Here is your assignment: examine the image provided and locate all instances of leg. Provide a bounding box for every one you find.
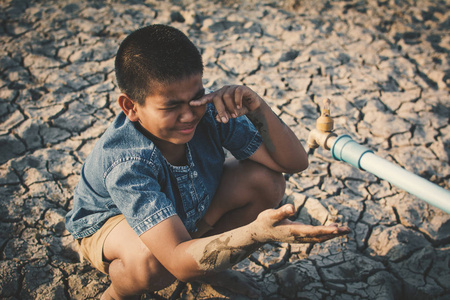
[101,158,285,299]
[101,220,176,300]
[203,157,286,236]
[193,158,286,297]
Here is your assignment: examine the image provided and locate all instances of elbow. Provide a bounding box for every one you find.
[296,148,310,172]
[167,264,190,283]
[168,268,189,283]
[301,158,309,172]
[173,273,190,283]
[169,259,222,283]
[297,161,309,173]
[172,270,203,284]
[168,261,205,283]
[286,141,309,174]
[284,158,309,174]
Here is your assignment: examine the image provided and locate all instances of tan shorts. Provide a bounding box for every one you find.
[77,214,126,274]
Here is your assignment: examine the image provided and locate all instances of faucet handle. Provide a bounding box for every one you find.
[316,98,334,132]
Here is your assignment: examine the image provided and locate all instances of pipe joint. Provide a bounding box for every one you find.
[307,129,337,150]
[331,135,373,169]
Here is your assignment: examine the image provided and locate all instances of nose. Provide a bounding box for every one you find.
[179,104,196,123]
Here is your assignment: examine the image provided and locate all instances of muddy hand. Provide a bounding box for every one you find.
[190,85,261,123]
[255,204,351,244]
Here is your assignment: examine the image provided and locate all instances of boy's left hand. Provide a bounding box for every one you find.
[190,85,262,123]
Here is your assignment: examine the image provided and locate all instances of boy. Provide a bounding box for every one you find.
[65,24,350,299]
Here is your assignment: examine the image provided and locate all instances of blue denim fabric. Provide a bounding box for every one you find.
[65,104,262,238]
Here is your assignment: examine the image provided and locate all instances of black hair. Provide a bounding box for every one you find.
[115,24,203,105]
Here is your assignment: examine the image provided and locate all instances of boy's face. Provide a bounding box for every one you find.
[134,73,206,147]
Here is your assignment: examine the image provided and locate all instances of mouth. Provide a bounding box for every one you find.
[177,123,197,134]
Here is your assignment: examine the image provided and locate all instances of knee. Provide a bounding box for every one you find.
[247,162,286,207]
[128,251,176,292]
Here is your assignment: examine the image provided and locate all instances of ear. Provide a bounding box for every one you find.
[118,93,140,122]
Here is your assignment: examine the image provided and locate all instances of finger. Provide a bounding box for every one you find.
[296,233,342,243]
[212,91,230,123]
[337,226,351,234]
[290,223,349,239]
[293,227,350,243]
[234,86,244,110]
[315,225,350,236]
[269,204,295,224]
[189,91,214,106]
[223,86,239,118]
[315,227,351,241]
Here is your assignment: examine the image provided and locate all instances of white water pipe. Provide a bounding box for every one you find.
[331,135,450,214]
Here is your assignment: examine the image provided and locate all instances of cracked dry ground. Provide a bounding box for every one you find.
[1,0,449,299]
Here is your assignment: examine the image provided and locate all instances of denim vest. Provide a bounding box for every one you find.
[65,104,262,238]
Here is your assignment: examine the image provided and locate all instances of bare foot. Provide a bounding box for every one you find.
[197,269,261,298]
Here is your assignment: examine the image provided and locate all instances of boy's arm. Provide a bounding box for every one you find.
[190,85,308,173]
[140,204,350,282]
[246,100,307,173]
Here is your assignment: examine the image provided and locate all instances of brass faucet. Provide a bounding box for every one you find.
[307,98,337,150]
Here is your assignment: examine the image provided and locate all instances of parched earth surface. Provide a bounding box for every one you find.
[1,0,449,299]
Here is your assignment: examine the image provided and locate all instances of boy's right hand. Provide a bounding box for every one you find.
[253,204,351,244]
[190,85,262,123]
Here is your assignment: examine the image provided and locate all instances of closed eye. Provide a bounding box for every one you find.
[161,100,183,111]
[191,88,205,101]
[161,105,179,111]
[161,88,205,110]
